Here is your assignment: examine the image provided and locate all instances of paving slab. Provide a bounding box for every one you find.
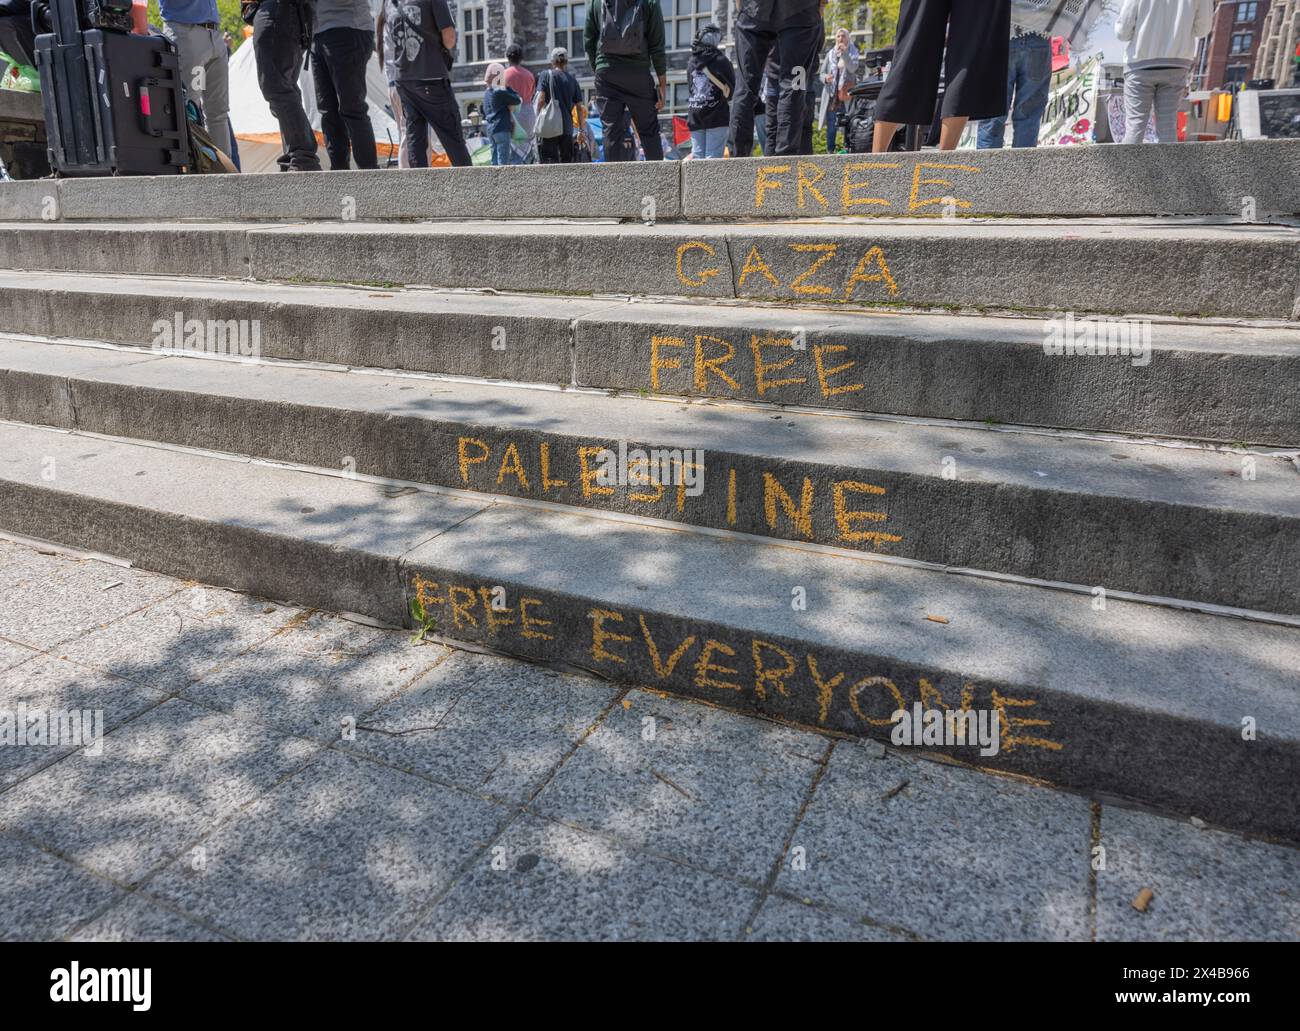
[351,650,621,803]
[747,894,913,942]
[0,698,321,884]
[773,742,1093,940]
[179,618,450,743]
[5,337,1297,611]
[54,588,303,691]
[68,893,231,942]
[0,654,168,790]
[1095,805,1300,942]
[0,541,178,650]
[531,688,827,883]
[0,831,120,942]
[410,813,757,942]
[0,637,40,674]
[143,748,505,941]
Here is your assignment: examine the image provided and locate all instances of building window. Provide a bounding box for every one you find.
[1230,31,1253,56]
[1224,64,1249,85]
[670,81,690,113]
[550,2,585,57]
[461,3,487,64]
[1235,2,1258,23]
[663,0,715,51]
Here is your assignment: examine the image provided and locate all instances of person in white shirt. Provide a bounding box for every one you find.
[1115,0,1214,144]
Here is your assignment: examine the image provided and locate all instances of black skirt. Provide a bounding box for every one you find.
[876,0,1011,125]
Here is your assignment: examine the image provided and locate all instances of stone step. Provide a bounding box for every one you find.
[1,420,1296,841]
[2,270,1297,444]
[2,219,1297,319]
[2,139,1298,222]
[3,335,1296,614]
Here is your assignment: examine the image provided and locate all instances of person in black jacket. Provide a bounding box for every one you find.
[685,24,734,158]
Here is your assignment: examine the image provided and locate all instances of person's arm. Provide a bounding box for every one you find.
[584,2,599,68]
[375,9,385,72]
[504,86,521,109]
[1115,0,1137,43]
[442,25,456,50]
[646,0,667,109]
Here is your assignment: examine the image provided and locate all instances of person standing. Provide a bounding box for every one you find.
[503,42,538,162]
[483,62,522,165]
[161,0,232,158]
[1115,0,1212,144]
[872,0,1011,154]
[536,46,582,164]
[818,26,857,154]
[686,24,734,159]
[584,0,667,161]
[729,0,825,159]
[312,0,378,169]
[250,0,321,171]
[384,0,472,167]
[978,7,1053,149]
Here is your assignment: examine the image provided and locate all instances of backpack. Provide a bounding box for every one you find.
[600,0,646,58]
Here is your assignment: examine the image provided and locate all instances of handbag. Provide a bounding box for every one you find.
[537,73,565,139]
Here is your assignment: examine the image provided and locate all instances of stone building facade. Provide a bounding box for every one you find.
[1254,0,1300,85]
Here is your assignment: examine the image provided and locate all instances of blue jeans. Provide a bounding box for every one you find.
[825,107,841,152]
[978,33,1052,149]
[491,131,513,165]
[690,126,727,159]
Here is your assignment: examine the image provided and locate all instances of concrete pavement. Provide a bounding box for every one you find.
[0,537,1296,941]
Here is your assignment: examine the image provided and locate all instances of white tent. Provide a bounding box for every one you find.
[226,35,402,172]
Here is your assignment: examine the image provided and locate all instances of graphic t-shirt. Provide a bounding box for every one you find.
[385,0,455,82]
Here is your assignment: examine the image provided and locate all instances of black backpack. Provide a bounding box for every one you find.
[600,0,645,57]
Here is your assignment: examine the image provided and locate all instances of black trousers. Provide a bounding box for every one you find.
[595,65,663,162]
[730,17,823,158]
[312,27,378,170]
[539,133,575,163]
[876,0,1011,125]
[396,79,472,168]
[253,0,320,171]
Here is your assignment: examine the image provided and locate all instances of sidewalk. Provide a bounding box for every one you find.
[0,536,1296,942]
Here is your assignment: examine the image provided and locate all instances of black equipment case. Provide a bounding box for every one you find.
[32,0,186,175]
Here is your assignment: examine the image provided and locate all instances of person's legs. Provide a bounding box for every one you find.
[539,135,560,163]
[728,26,775,159]
[201,29,231,158]
[491,130,511,164]
[1122,70,1156,144]
[324,27,377,169]
[388,84,409,168]
[415,79,472,166]
[977,35,1019,149]
[1152,68,1184,143]
[773,20,819,155]
[311,31,347,169]
[396,83,430,167]
[1010,34,1051,147]
[942,0,1011,125]
[253,1,319,170]
[875,0,948,135]
[826,107,839,152]
[704,126,727,158]
[627,81,663,160]
[595,71,631,161]
[557,133,574,162]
